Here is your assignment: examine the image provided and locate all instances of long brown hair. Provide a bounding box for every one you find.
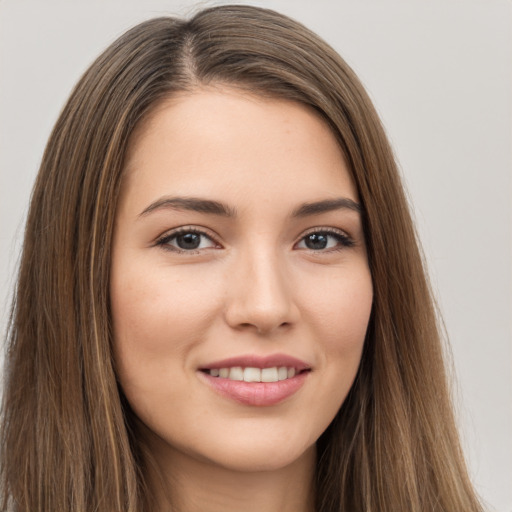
[1,5,483,511]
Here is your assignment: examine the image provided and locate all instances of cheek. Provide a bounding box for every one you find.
[304,265,373,344]
[301,265,372,398]
[109,260,223,384]
[109,261,224,429]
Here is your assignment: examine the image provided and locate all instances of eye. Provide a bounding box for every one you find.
[295,229,354,251]
[157,228,219,252]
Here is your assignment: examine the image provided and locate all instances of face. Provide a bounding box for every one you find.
[110,87,373,473]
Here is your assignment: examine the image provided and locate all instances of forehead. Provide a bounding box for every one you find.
[121,87,357,216]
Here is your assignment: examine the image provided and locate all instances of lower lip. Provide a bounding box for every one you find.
[198,371,309,406]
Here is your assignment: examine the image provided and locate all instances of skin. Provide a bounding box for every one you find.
[110,87,373,512]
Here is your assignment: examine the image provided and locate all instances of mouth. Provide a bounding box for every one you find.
[197,354,311,406]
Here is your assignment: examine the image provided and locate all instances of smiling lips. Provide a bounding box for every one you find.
[198,354,311,406]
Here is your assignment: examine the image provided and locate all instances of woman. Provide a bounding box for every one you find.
[0,5,483,512]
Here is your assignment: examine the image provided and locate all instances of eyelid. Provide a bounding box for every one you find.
[294,226,355,250]
[155,225,222,252]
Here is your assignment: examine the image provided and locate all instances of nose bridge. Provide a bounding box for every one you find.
[225,240,297,333]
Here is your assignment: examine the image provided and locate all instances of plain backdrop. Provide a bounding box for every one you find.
[0,1,511,510]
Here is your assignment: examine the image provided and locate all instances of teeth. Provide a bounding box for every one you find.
[277,366,288,381]
[229,367,244,381]
[244,367,261,382]
[261,367,278,382]
[207,366,300,382]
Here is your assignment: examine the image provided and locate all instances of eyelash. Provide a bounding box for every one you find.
[155,226,355,254]
[156,227,220,254]
[298,228,355,251]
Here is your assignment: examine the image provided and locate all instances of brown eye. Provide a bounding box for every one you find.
[304,233,329,250]
[175,233,202,250]
[157,229,219,252]
[296,230,354,251]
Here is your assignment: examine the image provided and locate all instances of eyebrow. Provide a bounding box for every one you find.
[138,196,361,218]
[291,198,362,217]
[139,197,236,218]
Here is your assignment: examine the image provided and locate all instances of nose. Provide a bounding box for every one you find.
[224,247,299,335]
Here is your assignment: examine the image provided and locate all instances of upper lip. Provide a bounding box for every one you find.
[199,353,311,371]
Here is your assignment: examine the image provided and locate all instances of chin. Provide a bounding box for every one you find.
[186,424,318,474]
[201,441,317,474]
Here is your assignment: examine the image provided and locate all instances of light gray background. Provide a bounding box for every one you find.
[1,1,511,510]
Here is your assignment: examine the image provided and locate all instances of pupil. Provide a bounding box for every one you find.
[177,233,201,250]
[305,233,328,250]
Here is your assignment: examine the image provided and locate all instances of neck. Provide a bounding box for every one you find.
[142,435,316,512]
